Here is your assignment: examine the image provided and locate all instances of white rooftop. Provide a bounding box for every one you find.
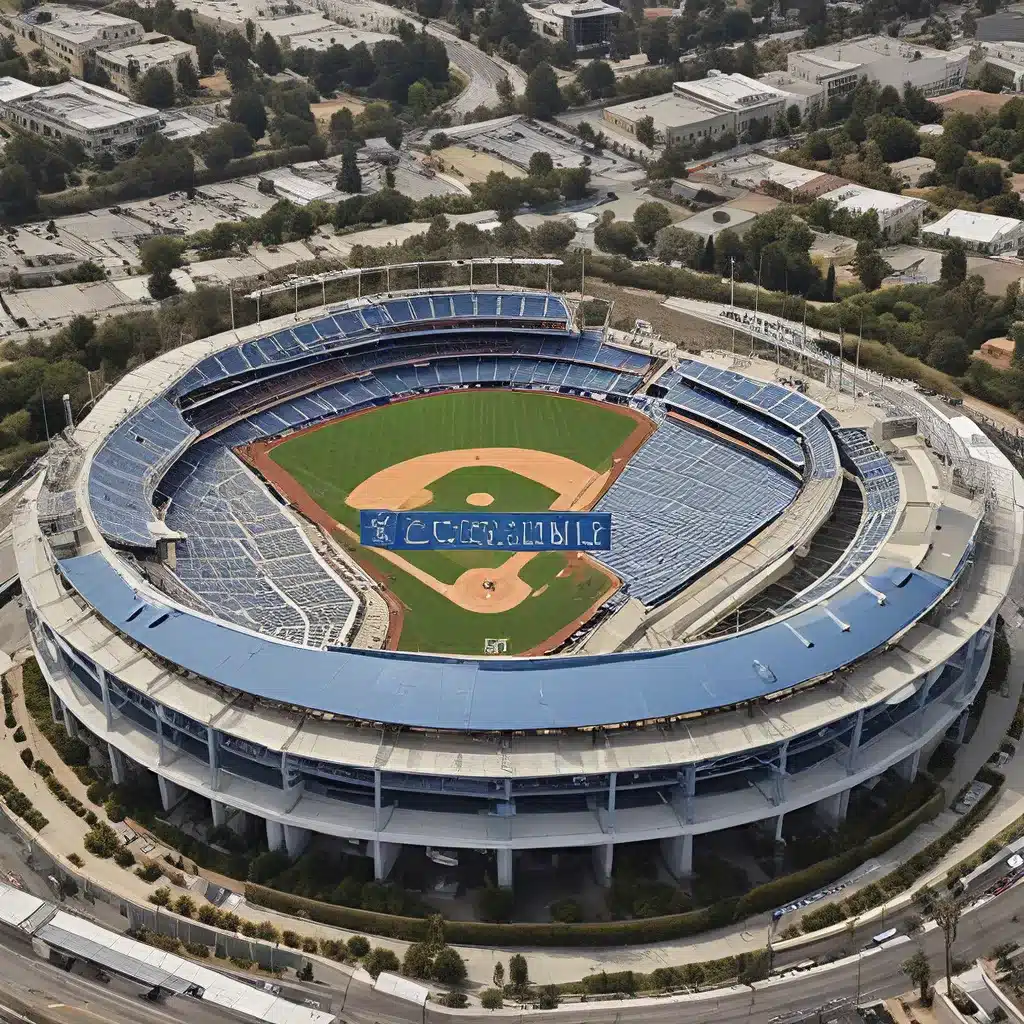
[821,183,925,215]
[798,34,963,66]
[544,0,619,16]
[99,36,194,68]
[708,154,824,190]
[20,3,140,43]
[677,70,787,109]
[923,209,1023,245]
[2,78,160,131]
[0,77,39,103]
[606,90,721,129]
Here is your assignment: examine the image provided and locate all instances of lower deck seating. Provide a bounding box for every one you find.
[595,419,800,606]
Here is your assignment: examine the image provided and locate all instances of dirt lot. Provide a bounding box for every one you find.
[934,90,1018,115]
[199,72,231,97]
[311,96,366,125]
[965,255,1024,296]
[432,146,526,185]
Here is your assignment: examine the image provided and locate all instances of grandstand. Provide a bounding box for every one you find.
[16,271,1021,893]
[595,418,800,605]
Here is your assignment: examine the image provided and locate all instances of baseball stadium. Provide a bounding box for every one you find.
[14,258,1024,902]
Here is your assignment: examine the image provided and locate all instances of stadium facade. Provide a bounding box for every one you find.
[15,273,1024,889]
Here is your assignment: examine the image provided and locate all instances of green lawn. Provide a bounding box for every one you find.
[270,390,632,654]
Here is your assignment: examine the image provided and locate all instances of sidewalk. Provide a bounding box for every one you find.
[2,623,1022,989]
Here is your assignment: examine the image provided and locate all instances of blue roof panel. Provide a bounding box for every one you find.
[58,553,950,732]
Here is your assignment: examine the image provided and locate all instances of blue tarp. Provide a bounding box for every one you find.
[57,553,950,731]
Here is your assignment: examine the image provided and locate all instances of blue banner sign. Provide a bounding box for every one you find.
[360,510,611,551]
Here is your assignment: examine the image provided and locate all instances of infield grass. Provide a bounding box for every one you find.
[269,390,635,654]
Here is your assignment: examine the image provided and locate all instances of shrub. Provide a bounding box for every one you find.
[364,947,400,979]
[23,809,48,831]
[480,989,504,1009]
[173,895,196,918]
[432,946,467,985]
[19,748,32,768]
[537,984,559,1009]
[197,905,220,925]
[346,935,370,957]
[255,921,279,942]
[301,937,318,954]
[135,863,163,883]
[12,726,25,743]
[87,780,110,805]
[5,714,15,729]
[67,852,83,867]
[282,930,300,948]
[184,942,210,958]
[6,789,30,815]
[104,799,126,822]
[438,992,467,1008]
[402,942,433,979]
[33,760,51,778]
[550,898,582,923]
[477,885,515,923]
[113,847,136,868]
[149,886,171,907]
[83,822,121,858]
[800,902,847,932]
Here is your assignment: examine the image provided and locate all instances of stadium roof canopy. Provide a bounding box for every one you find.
[58,552,951,731]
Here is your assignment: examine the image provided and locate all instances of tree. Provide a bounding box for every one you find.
[699,235,715,272]
[634,115,657,150]
[941,241,968,288]
[136,66,175,108]
[402,943,433,979]
[140,235,183,301]
[364,947,400,979]
[472,171,526,220]
[786,104,801,129]
[229,90,267,141]
[632,201,672,244]
[655,225,702,265]
[576,59,614,99]
[176,56,199,95]
[255,32,283,74]
[492,961,505,989]
[432,947,467,985]
[523,63,564,120]
[824,262,836,302]
[853,240,891,291]
[481,989,503,1009]
[866,114,920,162]
[594,214,638,257]
[559,166,590,200]
[508,954,529,990]
[934,896,964,997]
[532,220,576,251]
[528,151,554,178]
[902,949,932,1003]
[337,145,361,194]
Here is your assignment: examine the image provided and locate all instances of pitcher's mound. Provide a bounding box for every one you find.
[466,492,494,506]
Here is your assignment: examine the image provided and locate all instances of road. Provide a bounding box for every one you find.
[328,0,525,118]
[2,881,1021,1024]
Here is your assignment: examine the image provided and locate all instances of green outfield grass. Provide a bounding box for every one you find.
[270,390,634,654]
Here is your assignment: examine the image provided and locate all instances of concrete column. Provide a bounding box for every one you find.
[773,742,788,805]
[496,848,513,889]
[592,843,613,888]
[817,788,850,829]
[266,818,285,851]
[956,710,970,745]
[662,834,693,879]
[773,813,785,842]
[98,667,112,730]
[846,709,865,772]
[373,839,400,881]
[895,748,921,783]
[211,799,227,828]
[607,771,617,815]
[61,702,79,740]
[284,824,311,859]
[206,728,219,791]
[107,743,126,786]
[49,685,62,725]
[157,775,181,812]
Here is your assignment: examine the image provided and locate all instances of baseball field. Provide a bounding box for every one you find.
[246,390,652,655]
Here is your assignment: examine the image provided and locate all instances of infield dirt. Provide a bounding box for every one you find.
[240,390,652,654]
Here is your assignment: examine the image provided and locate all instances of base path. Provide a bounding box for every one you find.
[346,447,607,513]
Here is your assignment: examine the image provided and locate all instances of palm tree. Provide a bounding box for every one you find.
[934,895,965,997]
[902,949,932,1003]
